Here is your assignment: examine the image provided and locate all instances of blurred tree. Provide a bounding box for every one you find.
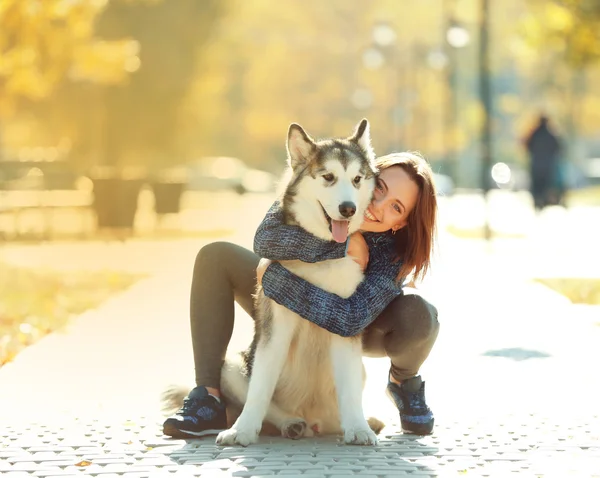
[0,0,141,117]
[6,0,596,183]
[178,0,451,171]
[518,0,600,163]
[1,0,227,170]
[92,0,226,169]
[0,0,144,161]
[522,0,600,68]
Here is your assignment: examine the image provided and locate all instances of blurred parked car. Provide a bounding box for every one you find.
[584,157,600,186]
[491,162,529,191]
[432,173,454,196]
[186,156,276,194]
[0,160,79,190]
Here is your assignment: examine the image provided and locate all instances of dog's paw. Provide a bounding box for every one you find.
[343,426,378,446]
[367,416,386,435]
[216,427,259,447]
[280,418,307,440]
[304,419,322,438]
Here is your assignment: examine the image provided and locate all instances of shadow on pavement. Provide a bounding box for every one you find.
[164,434,439,475]
[482,347,551,361]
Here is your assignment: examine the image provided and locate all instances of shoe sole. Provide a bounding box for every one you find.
[385,385,434,436]
[401,418,434,436]
[163,422,225,439]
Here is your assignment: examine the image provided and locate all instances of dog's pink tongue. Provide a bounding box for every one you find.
[331,220,349,243]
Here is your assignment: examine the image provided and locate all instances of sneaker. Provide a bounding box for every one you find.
[386,374,434,435]
[163,386,227,438]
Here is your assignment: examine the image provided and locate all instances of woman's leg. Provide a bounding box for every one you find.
[361,289,439,382]
[164,241,259,438]
[361,289,439,435]
[190,241,259,390]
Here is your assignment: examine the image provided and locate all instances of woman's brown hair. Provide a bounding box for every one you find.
[375,152,438,283]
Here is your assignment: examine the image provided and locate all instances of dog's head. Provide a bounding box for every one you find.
[282,119,377,243]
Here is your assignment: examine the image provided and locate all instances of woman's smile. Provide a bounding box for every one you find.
[364,207,379,223]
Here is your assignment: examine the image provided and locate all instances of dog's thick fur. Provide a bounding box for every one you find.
[215,120,382,446]
[163,120,383,445]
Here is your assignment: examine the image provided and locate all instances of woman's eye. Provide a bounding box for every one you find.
[376,181,384,191]
[353,176,362,185]
[322,173,334,182]
[393,204,401,213]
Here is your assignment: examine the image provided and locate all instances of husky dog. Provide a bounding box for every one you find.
[214,119,380,447]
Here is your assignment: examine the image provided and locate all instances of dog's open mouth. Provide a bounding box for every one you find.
[319,203,349,243]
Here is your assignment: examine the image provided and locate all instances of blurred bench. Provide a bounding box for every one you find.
[0,189,93,240]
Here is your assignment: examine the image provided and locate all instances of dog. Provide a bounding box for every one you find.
[212,119,382,446]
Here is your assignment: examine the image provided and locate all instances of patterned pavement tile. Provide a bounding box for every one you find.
[1,413,599,477]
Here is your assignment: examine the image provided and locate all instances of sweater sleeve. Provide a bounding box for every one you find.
[253,201,348,263]
[261,250,403,337]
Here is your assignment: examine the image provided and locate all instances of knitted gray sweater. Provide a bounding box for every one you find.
[254,201,404,337]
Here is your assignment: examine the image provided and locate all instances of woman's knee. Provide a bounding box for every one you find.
[387,293,439,342]
[195,241,234,273]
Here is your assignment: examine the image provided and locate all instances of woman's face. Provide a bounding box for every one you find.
[361,166,419,234]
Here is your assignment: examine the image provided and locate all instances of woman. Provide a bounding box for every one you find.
[163,151,439,438]
[523,114,563,210]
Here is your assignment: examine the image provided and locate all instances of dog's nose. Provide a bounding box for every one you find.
[339,202,356,218]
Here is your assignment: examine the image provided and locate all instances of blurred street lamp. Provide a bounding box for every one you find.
[372,23,397,48]
[364,22,445,151]
[446,22,471,49]
[443,2,470,186]
[491,162,512,187]
[363,22,402,148]
[362,48,385,70]
[351,88,373,110]
[427,48,449,71]
[478,0,493,241]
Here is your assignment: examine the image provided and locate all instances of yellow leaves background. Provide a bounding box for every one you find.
[0,263,143,366]
[0,0,599,179]
[0,0,139,109]
[521,0,600,67]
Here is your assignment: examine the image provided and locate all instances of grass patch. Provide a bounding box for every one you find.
[445,225,525,240]
[0,264,144,366]
[534,277,600,305]
[566,185,600,206]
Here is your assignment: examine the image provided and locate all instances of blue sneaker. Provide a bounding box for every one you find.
[163,386,227,438]
[386,374,434,435]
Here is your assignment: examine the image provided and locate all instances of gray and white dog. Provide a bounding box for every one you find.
[216,119,381,446]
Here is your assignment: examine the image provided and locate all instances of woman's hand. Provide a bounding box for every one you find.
[346,232,369,272]
[256,258,272,285]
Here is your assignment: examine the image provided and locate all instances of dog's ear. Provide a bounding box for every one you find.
[349,119,375,162]
[287,123,316,170]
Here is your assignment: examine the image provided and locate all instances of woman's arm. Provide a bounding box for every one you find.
[254,201,348,262]
[261,250,403,337]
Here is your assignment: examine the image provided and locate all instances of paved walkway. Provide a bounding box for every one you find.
[1,197,599,477]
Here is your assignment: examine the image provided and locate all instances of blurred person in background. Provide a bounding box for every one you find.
[163,152,440,439]
[523,114,564,210]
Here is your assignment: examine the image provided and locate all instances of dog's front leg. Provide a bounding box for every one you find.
[220,355,309,440]
[330,335,378,445]
[217,304,298,446]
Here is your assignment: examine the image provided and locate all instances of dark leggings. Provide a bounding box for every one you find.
[191,242,439,388]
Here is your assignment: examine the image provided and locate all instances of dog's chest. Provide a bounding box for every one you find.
[280,256,363,299]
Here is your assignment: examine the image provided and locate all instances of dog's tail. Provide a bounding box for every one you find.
[367,416,386,435]
[160,384,191,416]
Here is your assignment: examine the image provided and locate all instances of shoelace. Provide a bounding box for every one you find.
[177,397,203,415]
[406,390,428,412]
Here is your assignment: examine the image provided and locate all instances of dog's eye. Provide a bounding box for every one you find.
[353,176,362,185]
[322,173,334,182]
